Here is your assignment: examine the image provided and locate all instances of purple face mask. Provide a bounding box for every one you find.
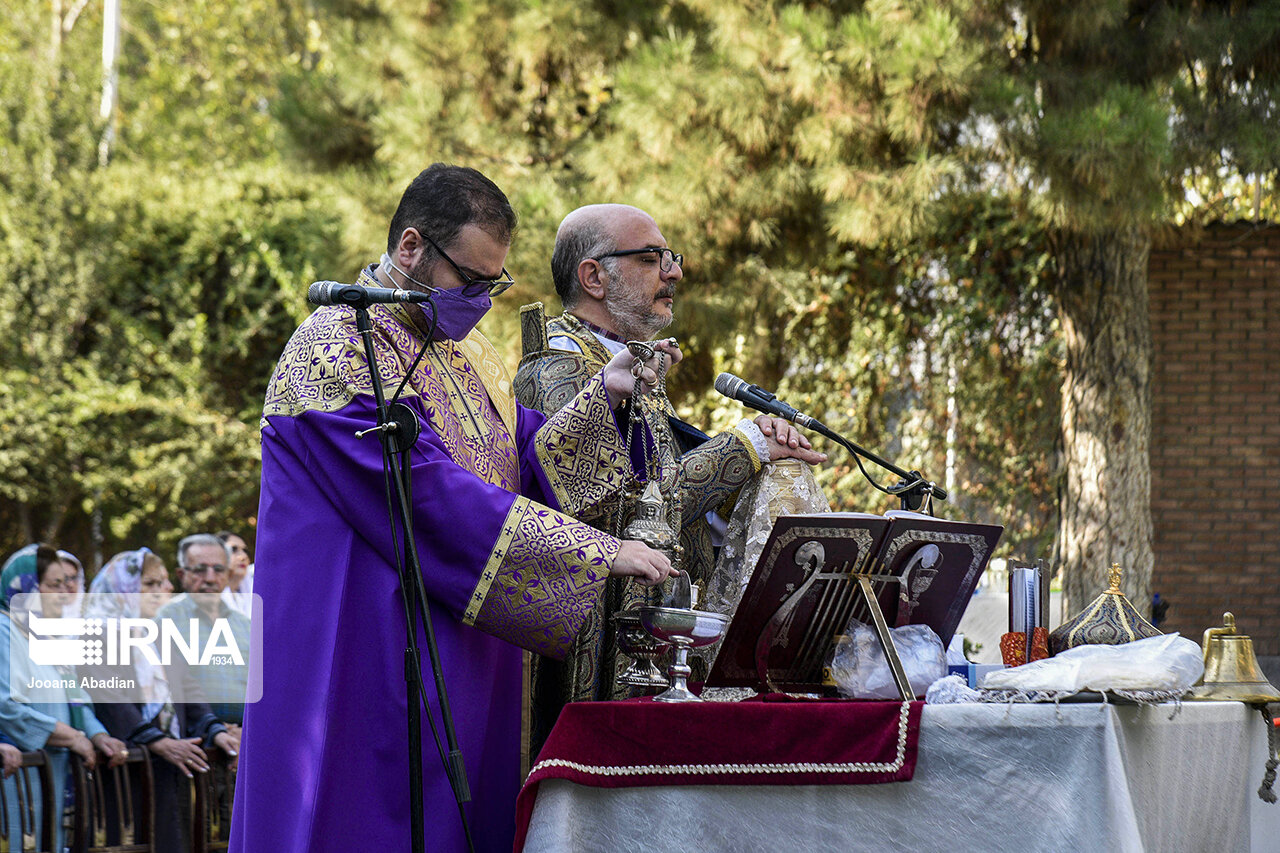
[428,284,492,342]
[381,255,492,342]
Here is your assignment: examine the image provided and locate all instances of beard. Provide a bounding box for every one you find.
[405,254,438,293]
[604,281,676,340]
[396,255,443,336]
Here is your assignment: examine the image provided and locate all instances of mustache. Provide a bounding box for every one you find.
[655,285,676,300]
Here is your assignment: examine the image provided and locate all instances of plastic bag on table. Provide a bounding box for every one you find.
[979,633,1204,693]
[830,621,946,699]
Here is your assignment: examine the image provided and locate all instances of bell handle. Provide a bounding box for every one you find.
[1202,612,1240,657]
[1201,624,1232,660]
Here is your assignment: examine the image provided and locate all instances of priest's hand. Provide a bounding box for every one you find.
[757,415,827,465]
[603,339,683,408]
[611,540,677,587]
[754,416,812,451]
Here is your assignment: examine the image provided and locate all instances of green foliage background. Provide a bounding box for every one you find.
[0,0,1275,580]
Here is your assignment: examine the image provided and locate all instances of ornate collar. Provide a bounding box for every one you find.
[572,315,628,344]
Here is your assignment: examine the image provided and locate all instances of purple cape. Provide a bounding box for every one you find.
[231,298,629,853]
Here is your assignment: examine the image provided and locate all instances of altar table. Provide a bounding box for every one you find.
[519,699,1277,853]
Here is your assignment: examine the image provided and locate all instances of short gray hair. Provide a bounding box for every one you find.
[551,220,616,309]
[177,533,230,569]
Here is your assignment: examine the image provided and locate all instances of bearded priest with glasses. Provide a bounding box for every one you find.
[232,168,683,853]
[514,203,828,759]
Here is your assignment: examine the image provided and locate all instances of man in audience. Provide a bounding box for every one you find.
[88,546,239,853]
[156,534,251,726]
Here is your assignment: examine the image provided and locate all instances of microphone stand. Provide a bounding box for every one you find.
[353,305,473,853]
[800,420,946,513]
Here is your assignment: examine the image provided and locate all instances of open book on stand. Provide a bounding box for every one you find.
[706,510,1003,693]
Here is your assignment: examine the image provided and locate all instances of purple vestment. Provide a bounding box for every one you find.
[231,274,632,853]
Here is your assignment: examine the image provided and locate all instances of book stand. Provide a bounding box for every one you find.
[708,512,1003,698]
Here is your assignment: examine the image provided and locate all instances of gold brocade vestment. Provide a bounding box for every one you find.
[514,305,762,756]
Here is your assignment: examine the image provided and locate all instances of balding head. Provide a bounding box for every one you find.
[551,204,656,308]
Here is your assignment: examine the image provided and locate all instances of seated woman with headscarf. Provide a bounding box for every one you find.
[86,548,239,853]
[0,544,128,850]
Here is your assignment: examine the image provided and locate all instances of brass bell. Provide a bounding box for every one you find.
[1190,612,1280,704]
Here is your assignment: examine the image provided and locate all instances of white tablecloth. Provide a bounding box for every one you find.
[523,700,1278,853]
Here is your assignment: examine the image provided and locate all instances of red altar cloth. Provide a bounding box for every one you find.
[514,696,923,852]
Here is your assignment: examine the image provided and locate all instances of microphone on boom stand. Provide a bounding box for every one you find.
[713,373,822,429]
[713,372,947,510]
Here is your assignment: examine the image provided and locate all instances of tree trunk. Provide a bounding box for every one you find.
[42,496,68,546]
[18,502,33,545]
[1054,227,1154,618]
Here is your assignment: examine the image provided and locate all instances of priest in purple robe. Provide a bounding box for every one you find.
[230,164,677,853]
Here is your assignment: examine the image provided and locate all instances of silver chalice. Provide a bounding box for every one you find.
[614,610,670,688]
[637,606,730,702]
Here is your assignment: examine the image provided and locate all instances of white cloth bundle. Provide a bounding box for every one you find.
[980,633,1204,693]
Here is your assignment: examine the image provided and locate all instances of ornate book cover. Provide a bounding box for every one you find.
[706,511,1003,691]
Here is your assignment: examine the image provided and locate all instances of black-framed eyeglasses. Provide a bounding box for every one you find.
[415,229,516,297]
[591,247,684,273]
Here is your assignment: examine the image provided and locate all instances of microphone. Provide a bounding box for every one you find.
[716,372,948,506]
[714,373,819,428]
[307,281,434,308]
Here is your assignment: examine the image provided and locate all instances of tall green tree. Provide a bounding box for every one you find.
[976,0,1280,611]
[544,1,1063,554]
[108,0,308,165]
[0,2,344,564]
[278,0,1064,558]
[553,0,1280,610]
[0,160,343,564]
[271,0,658,336]
[0,0,113,552]
[5,0,1273,599]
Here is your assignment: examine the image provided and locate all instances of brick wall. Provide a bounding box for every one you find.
[1148,222,1280,656]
